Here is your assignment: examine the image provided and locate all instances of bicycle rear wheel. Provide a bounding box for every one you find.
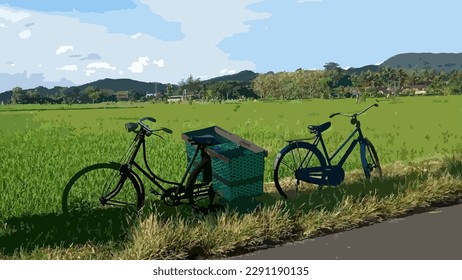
[185,157,219,211]
[62,162,144,215]
[273,142,326,199]
[360,139,382,180]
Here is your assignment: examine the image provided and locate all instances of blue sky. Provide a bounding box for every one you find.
[0,0,460,92]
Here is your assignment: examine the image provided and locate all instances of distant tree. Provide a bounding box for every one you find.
[209,81,233,100]
[166,83,174,96]
[323,62,341,71]
[446,70,462,95]
[26,89,40,104]
[204,88,213,101]
[128,90,143,101]
[11,87,25,104]
[178,75,201,96]
[85,86,101,103]
[317,76,332,99]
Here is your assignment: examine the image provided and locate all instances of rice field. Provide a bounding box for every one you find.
[0,96,461,220]
[0,95,462,259]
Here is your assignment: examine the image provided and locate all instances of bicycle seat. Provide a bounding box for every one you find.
[188,135,218,146]
[308,122,331,134]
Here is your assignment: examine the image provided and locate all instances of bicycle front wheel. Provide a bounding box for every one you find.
[273,142,326,199]
[360,139,382,180]
[62,162,144,215]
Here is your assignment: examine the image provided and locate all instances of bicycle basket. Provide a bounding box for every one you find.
[182,126,268,201]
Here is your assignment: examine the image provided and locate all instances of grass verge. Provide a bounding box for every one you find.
[1,152,461,260]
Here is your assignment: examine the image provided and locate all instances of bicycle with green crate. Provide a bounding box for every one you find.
[273,104,382,199]
[62,116,223,215]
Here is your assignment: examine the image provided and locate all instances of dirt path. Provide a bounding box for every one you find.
[227,203,462,260]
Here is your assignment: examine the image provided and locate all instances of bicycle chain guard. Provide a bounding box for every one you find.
[325,165,345,186]
[295,165,345,186]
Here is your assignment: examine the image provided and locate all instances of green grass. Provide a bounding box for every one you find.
[0,95,461,259]
[2,154,461,260]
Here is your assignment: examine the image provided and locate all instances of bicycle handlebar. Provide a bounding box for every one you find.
[136,116,173,137]
[329,103,378,119]
[139,116,156,123]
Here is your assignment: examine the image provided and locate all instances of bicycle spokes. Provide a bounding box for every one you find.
[361,140,382,180]
[63,163,142,214]
[274,143,326,198]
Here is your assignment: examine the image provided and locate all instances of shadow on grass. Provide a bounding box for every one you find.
[0,200,192,257]
[0,209,129,256]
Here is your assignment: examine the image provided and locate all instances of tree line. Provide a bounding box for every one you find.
[251,62,462,100]
[7,63,462,105]
[9,86,161,105]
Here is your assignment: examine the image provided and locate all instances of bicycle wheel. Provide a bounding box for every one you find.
[273,142,327,199]
[360,139,382,180]
[62,162,144,215]
[185,157,214,206]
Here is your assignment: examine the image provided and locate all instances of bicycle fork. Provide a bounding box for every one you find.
[99,164,130,206]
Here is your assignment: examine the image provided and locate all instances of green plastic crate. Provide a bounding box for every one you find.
[182,126,268,201]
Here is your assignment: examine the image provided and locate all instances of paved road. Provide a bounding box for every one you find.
[228,203,462,260]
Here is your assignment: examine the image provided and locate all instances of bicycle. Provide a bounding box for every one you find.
[273,103,382,199]
[62,116,222,215]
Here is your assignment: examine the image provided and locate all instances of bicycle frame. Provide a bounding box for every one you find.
[119,128,205,195]
[312,120,367,168]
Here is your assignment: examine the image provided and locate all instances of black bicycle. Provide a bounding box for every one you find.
[273,104,382,199]
[62,116,222,214]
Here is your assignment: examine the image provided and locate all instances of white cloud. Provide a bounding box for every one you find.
[87,62,116,70]
[219,69,236,75]
[57,65,78,71]
[142,0,270,41]
[56,45,74,55]
[131,33,142,39]
[0,23,7,28]
[0,8,30,22]
[18,29,31,39]
[0,3,269,89]
[152,59,165,68]
[128,57,149,73]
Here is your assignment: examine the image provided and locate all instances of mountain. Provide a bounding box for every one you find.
[0,71,259,103]
[380,52,462,72]
[203,70,258,83]
[0,79,176,104]
[77,78,170,93]
[346,65,380,74]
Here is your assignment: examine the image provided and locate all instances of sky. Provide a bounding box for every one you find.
[0,0,460,92]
